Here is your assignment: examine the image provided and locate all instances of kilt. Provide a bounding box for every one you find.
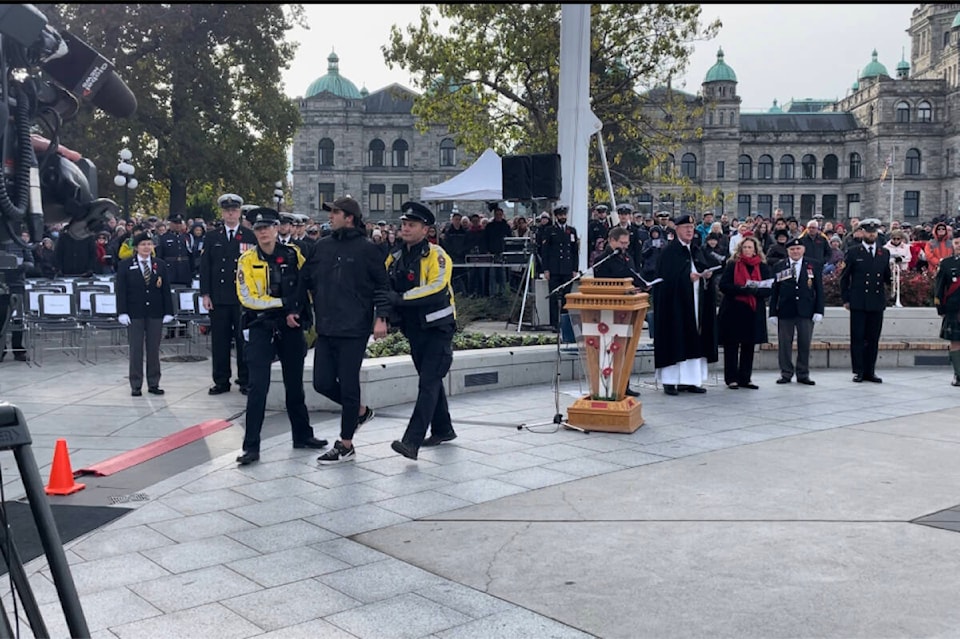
[940,309,960,341]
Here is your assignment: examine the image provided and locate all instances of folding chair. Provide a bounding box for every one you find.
[84,292,127,363]
[75,285,112,317]
[24,292,86,366]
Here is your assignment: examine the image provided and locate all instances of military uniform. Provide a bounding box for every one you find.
[539,210,579,328]
[385,202,458,459]
[155,218,193,287]
[235,208,322,463]
[200,195,257,393]
[840,220,892,383]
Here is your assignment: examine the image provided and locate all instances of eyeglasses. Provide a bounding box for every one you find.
[307,230,320,235]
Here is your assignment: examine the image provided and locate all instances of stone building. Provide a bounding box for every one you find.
[291,51,472,222]
[643,4,960,224]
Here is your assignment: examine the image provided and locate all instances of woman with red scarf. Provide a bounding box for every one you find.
[718,236,772,389]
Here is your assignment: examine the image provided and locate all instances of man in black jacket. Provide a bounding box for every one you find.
[305,196,391,464]
[539,205,579,329]
[769,238,824,385]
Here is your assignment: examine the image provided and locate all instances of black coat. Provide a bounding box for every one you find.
[301,226,391,338]
[539,223,579,274]
[116,257,174,319]
[769,257,825,320]
[155,231,193,285]
[718,260,772,345]
[652,239,719,368]
[840,244,892,312]
[199,226,257,306]
[592,247,641,288]
[54,234,97,277]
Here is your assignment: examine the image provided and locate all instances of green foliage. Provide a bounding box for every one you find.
[453,293,518,329]
[35,3,304,216]
[382,4,720,196]
[366,330,557,358]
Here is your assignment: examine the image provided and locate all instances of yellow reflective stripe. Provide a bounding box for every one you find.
[236,252,282,310]
[403,246,452,301]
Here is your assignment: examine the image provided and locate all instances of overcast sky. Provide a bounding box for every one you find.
[282,4,916,113]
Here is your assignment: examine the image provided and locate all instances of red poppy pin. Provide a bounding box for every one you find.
[276,256,284,265]
[407,272,416,282]
[602,367,613,378]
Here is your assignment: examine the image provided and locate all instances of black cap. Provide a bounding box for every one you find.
[400,201,435,225]
[322,196,362,221]
[673,214,695,226]
[249,207,280,228]
[168,214,184,224]
[487,201,503,213]
[774,228,790,239]
[243,206,260,225]
[132,232,154,247]
[785,237,804,248]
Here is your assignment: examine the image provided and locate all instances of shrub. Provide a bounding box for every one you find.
[822,266,935,307]
[365,330,557,358]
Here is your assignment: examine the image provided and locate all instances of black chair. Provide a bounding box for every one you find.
[23,292,86,365]
[84,292,127,363]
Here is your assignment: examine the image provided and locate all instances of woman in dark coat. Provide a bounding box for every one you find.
[718,235,772,389]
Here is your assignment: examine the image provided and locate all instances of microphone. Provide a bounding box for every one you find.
[41,30,137,118]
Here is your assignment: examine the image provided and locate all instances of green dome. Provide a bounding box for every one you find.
[859,50,889,79]
[305,51,362,99]
[952,11,960,29]
[896,56,909,72]
[704,48,737,83]
[768,99,783,114]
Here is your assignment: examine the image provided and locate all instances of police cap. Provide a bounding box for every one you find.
[673,214,695,226]
[250,207,280,228]
[242,205,259,225]
[400,201,435,225]
[616,203,634,214]
[218,193,243,208]
[859,218,882,232]
[554,205,569,215]
[168,214,184,224]
[785,237,804,248]
[278,212,296,225]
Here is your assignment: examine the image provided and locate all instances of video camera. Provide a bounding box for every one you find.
[0,3,136,256]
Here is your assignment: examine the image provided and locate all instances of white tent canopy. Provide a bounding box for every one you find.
[421,148,502,201]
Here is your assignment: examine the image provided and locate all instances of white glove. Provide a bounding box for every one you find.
[768,316,778,326]
[812,313,823,323]
[162,315,174,324]
[118,313,131,326]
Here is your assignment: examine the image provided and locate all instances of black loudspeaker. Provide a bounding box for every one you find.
[501,155,532,200]
[531,153,562,199]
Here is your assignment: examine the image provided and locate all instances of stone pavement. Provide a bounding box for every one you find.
[2,346,960,637]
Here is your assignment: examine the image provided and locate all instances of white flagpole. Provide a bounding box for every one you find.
[889,147,895,227]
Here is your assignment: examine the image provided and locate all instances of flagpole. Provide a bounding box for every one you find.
[889,147,895,228]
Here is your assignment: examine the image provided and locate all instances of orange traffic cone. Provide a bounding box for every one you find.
[45,439,86,496]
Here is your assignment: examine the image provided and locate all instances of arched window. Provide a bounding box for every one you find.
[391,139,409,167]
[779,154,795,179]
[738,154,752,180]
[849,152,862,179]
[681,153,697,179]
[719,111,725,125]
[868,105,875,126]
[822,154,839,180]
[905,148,921,175]
[801,154,817,180]
[918,101,932,123]
[318,138,334,167]
[368,139,385,167]
[660,154,675,178]
[757,155,774,180]
[896,101,911,123]
[439,138,456,167]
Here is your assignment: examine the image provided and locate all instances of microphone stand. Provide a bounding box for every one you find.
[523,249,625,433]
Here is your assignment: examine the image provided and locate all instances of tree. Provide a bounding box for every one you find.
[382,4,720,202]
[34,4,304,217]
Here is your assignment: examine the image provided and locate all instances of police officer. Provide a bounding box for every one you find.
[277,212,297,246]
[588,204,611,249]
[200,193,256,395]
[539,204,579,329]
[234,208,326,465]
[840,218,892,383]
[155,214,193,287]
[385,202,458,460]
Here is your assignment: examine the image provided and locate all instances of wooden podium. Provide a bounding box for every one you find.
[563,278,649,433]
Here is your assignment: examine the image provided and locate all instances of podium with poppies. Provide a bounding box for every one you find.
[564,278,649,433]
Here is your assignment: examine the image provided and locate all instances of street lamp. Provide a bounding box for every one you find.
[274,181,284,211]
[113,148,138,219]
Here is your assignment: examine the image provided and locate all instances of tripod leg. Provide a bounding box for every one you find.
[0,507,49,637]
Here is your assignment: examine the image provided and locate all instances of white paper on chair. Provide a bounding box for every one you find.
[191,279,201,290]
[179,292,195,312]
[79,291,95,311]
[41,294,71,315]
[96,295,117,314]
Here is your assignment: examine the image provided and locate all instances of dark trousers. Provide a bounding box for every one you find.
[312,334,368,440]
[400,328,455,448]
[548,274,573,328]
[210,303,247,387]
[850,309,884,376]
[242,324,313,454]
[778,317,814,380]
[723,341,755,385]
[468,267,487,297]
[128,317,162,389]
[0,289,24,353]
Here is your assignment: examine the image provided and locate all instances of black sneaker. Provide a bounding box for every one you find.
[317,441,355,465]
[356,406,375,430]
[422,433,457,447]
[391,440,418,460]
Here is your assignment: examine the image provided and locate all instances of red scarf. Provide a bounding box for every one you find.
[734,254,762,312]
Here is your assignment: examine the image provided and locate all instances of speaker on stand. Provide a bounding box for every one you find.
[531,153,562,199]
[501,155,533,200]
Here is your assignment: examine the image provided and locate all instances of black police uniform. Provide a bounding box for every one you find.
[840,233,892,382]
[156,227,193,287]
[386,202,457,458]
[540,218,579,328]
[200,222,256,392]
[236,220,318,461]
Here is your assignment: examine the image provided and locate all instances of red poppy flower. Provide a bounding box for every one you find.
[586,337,599,349]
[597,322,609,334]
[609,341,621,352]
[407,272,416,281]
[276,256,284,264]
[602,366,613,377]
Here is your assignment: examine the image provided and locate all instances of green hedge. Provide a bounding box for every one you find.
[366,330,557,358]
